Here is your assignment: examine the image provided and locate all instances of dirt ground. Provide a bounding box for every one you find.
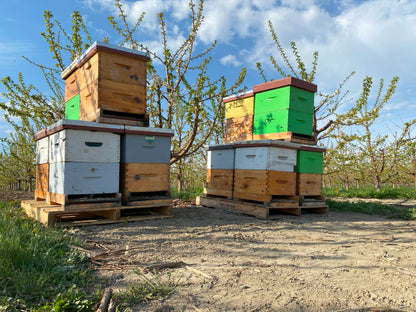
[73,200,415,312]
[2,191,415,311]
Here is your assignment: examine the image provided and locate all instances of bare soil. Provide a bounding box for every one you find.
[3,191,415,311]
[74,200,416,312]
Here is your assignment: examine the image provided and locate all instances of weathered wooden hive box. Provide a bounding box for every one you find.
[223,90,254,143]
[36,120,124,205]
[35,129,49,201]
[205,143,235,197]
[233,140,298,202]
[119,126,174,203]
[253,77,317,138]
[61,41,151,125]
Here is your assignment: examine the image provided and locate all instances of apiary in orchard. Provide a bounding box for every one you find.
[23,42,174,226]
[198,76,327,218]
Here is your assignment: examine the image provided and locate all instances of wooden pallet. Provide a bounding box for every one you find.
[197,195,328,218]
[197,195,301,218]
[21,198,172,227]
[298,195,328,214]
[252,131,316,145]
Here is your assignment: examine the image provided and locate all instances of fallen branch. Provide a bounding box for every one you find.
[144,261,188,272]
[96,288,112,312]
[185,266,213,279]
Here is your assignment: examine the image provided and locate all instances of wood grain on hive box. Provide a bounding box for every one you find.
[297,173,322,196]
[35,164,49,200]
[120,163,170,202]
[233,170,296,202]
[205,169,234,197]
[223,115,253,143]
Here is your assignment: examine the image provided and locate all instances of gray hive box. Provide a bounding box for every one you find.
[206,143,235,170]
[121,126,174,163]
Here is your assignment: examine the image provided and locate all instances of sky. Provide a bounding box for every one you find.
[0,0,415,142]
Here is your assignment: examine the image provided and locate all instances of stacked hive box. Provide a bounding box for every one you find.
[27,42,174,225]
[120,126,172,204]
[36,120,124,206]
[202,76,326,217]
[62,41,150,126]
[223,91,254,142]
[206,144,235,198]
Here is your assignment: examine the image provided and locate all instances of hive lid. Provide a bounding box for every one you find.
[61,41,151,80]
[124,125,174,137]
[205,143,235,151]
[253,76,317,94]
[34,128,48,141]
[233,139,300,150]
[46,119,125,135]
[223,90,254,103]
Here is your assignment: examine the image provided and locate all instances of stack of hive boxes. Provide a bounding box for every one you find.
[204,76,326,215]
[33,42,173,217]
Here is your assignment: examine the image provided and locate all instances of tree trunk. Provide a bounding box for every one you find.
[374,175,381,191]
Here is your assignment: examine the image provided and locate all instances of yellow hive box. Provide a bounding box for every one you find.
[224,90,254,119]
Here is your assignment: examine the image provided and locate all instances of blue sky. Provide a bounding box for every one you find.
[1,0,415,141]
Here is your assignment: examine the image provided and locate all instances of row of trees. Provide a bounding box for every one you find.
[0,0,414,193]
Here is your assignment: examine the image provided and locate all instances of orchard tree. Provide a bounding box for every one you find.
[108,0,246,190]
[340,76,406,191]
[257,20,355,142]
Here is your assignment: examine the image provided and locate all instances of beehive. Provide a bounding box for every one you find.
[252,76,317,138]
[119,126,174,203]
[61,41,151,124]
[37,120,124,203]
[205,144,235,197]
[232,140,298,202]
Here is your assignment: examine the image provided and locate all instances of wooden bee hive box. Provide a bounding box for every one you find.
[61,41,151,125]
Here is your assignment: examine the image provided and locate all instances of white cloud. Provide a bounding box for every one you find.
[220,54,242,67]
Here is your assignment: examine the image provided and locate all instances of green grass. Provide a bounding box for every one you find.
[0,200,96,311]
[0,201,180,311]
[171,186,204,201]
[323,186,416,199]
[114,270,179,310]
[327,199,416,220]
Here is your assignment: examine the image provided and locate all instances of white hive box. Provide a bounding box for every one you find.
[48,129,120,163]
[234,146,296,172]
[49,162,119,195]
[206,143,235,170]
[36,136,49,164]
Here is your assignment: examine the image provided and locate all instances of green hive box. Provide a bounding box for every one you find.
[296,150,323,174]
[253,110,313,136]
[254,86,314,115]
[64,94,80,120]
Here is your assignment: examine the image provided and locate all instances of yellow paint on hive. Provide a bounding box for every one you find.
[225,96,254,119]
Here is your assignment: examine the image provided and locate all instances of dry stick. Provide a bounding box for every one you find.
[107,299,116,312]
[185,266,213,279]
[96,288,112,312]
[144,261,188,272]
[93,246,142,261]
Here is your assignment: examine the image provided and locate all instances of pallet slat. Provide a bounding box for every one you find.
[22,199,172,227]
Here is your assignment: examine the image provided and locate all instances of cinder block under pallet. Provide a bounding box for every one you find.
[21,199,172,227]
